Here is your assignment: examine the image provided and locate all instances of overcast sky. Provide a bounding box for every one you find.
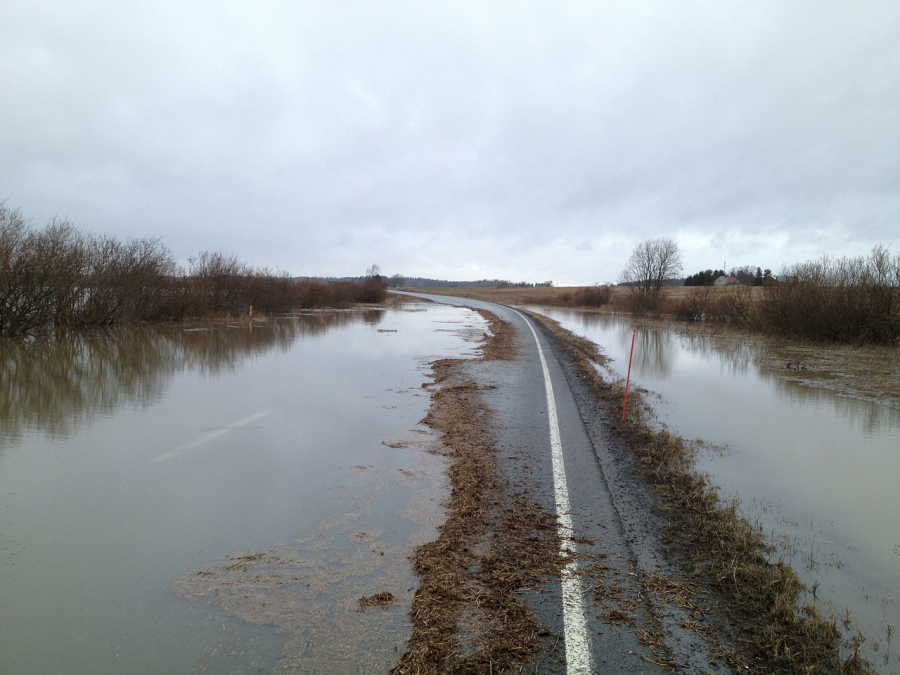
[2,2,899,284]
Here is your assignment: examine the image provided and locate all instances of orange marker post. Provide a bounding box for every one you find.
[622,328,636,421]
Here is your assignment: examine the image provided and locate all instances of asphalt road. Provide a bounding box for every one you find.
[399,292,732,675]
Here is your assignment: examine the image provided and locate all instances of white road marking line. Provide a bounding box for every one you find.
[152,410,271,462]
[510,309,593,674]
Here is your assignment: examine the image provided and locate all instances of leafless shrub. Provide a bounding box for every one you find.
[671,286,713,322]
[0,204,40,335]
[1,205,391,334]
[1,207,93,333]
[571,284,612,307]
[296,279,338,308]
[615,288,662,313]
[354,277,388,304]
[243,268,297,314]
[187,251,248,315]
[709,286,757,327]
[760,246,900,343]
[79,235,177,325]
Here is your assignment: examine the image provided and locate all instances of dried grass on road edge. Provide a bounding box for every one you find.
[391,312,568,674]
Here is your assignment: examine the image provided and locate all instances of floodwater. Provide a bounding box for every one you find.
[0,302,487,675]
[529,308,900,671]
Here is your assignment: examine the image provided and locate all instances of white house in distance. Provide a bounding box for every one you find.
[713,275,742,287]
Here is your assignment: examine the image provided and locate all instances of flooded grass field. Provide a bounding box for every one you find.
[530,307,900,672]
[0,302,487,674]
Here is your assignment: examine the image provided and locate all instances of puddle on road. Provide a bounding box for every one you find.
[0,302,487,674]
[528,307,900,672]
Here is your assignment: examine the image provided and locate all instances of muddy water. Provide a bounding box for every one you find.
[0,303,487,675]
[530,308,900,672]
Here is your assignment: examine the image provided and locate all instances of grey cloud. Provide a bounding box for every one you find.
[2,1,899,284]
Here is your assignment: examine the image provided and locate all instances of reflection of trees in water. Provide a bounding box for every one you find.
[570,310,899,437]
[672,329,900,435]
[633,328,674,379]
[675,331,758,377]
[0,311,381,446]
[576,313,676,379]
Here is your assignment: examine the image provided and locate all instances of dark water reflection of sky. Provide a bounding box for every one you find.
[530,308,900,672]
[0,303,486,675]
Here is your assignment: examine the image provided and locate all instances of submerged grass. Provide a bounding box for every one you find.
[527,310,872,675]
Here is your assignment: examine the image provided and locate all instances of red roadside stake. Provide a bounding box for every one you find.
[622,328,636,421]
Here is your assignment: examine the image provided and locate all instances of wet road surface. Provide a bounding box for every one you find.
[399,292,731,674]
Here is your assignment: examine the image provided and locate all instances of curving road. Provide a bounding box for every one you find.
[398,292,732,674]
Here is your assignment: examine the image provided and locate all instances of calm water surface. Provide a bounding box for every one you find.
[0,303,486,674]
[531,308,900,671]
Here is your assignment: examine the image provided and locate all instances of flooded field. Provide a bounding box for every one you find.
[530,307,900,672]
[0,302,487,674]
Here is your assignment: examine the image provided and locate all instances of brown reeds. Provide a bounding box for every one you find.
[527,310,872,674]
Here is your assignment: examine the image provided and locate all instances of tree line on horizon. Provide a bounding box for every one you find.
[683,266,774,287]
[302,275,554,289]
[0,204,386,337]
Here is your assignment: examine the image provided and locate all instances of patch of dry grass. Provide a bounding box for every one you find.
[359,591,397,610]
[392,313,568,674]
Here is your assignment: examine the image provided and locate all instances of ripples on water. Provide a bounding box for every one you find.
[0,312,385,445]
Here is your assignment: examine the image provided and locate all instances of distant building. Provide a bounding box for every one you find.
[713,275,741,287]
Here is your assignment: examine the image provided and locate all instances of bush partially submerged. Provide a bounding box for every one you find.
[0,204,387,335]
[760,246,900,343]
[670,247,900,343]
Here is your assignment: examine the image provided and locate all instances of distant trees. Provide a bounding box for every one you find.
[726,266,773,286]
[684,266,773,287]
[728,265,772,286]
[684,269,725,287]
[0,205,389,336]
[620,237,683,308]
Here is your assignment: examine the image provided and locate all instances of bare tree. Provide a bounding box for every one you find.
[366,263,382,281]
[620,237,683,297]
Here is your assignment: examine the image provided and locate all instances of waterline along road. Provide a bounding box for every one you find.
[399,292,729,673]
